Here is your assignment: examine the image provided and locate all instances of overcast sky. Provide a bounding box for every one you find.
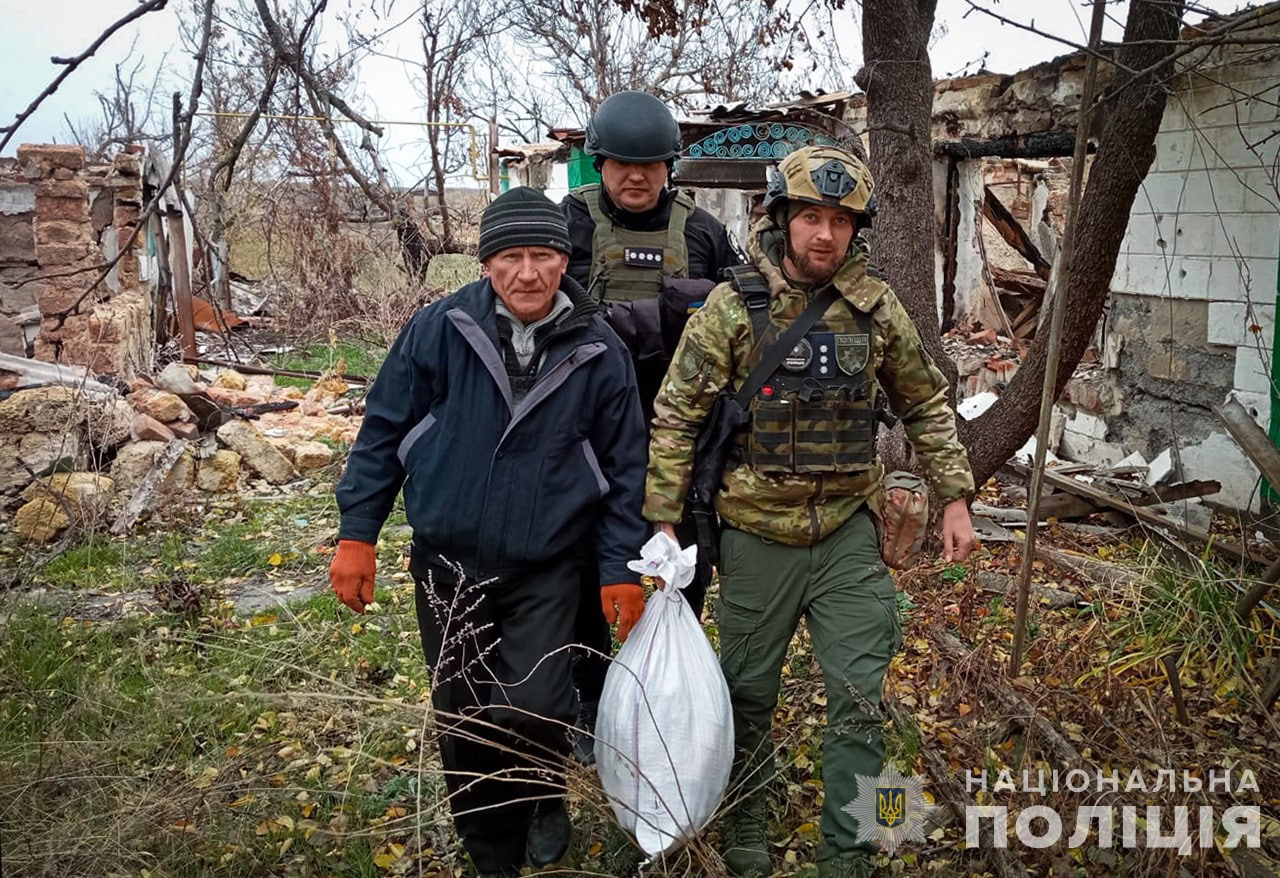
[0,0,1226,184]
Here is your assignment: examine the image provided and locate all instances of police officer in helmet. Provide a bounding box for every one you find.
[646,145,977,877]
[562,90,742,764]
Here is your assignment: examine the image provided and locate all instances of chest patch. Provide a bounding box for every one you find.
[623,246,665,267]
[783,338,813,372]
[835,333,870,375]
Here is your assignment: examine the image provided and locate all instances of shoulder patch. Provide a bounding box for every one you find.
[676,338,709,381]
[846,275,890,313]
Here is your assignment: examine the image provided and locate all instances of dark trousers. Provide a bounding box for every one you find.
[571,515,708,704]
[414,555,582,873]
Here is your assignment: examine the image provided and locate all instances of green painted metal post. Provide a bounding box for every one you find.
[1266,231,1280,503]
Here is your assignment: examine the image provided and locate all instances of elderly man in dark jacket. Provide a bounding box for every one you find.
[330,187,649,878]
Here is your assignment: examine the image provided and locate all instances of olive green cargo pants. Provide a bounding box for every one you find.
[718,508,902,859]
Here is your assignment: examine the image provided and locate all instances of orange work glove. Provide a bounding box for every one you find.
[330,539,377,613]
[600,583,645,643]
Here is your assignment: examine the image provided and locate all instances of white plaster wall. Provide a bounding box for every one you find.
[932,161,948,327]
[1107,38,1280,510]
[953,161,991,328]
[692,189,751,248]
[545,162,569,205]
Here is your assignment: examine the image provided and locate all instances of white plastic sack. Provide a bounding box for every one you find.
[595,533,734,857]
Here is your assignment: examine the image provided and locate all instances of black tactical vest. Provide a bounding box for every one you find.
[727,266,878,474]
[570,184,693,302]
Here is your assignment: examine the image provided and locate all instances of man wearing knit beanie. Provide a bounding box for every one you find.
[331,186,648,877]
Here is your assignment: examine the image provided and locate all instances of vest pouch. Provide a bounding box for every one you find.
[793,400,876,473]
[831,402,876,472]
[792,400,837,473]
[748,399,795,473]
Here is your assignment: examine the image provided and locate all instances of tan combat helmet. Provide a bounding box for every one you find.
[763,145,876,222]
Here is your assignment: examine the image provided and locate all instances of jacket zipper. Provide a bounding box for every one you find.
[808,473,823,541]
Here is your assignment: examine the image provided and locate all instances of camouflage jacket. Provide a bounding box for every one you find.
[644,218,975,546]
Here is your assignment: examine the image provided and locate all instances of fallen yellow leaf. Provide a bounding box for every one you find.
[193,766,218,789]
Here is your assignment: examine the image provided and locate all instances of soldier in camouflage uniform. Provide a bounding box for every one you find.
[645,146,977,878]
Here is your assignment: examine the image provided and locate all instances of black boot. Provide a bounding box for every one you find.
[571,698,598,766]
[526,799,572,867]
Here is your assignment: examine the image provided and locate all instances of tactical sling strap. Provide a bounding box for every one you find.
[686,269,841,568]
[723,266,840,409]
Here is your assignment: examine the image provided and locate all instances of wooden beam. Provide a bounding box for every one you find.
[1236,556,1280,621]
[167,207,197,359]
[1262,658,1280,709]
[672,159,771,188]
[1010,462,1274,565]
[983,185,1052,279]
[991,266,1048,296]
[1214,398,1280,489]
[941,158,960,334]
[974,195,1019,339]
[1039,492,1104,519]
[1010,297,1041,338]
[935,130,1084,160]
[1139,479,1221,506]
[488,116,500,197]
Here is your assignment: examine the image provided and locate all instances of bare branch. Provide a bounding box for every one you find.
[0,0,169,152]
[252,0,384,137]
[211,62,282,192]
[48,0,216,328]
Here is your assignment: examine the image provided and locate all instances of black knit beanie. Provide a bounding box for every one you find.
[477,186,571,262]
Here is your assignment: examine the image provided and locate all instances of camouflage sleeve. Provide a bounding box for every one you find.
[644,284,745,523]
[875,291,976,504]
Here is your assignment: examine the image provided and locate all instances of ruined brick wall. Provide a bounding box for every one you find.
[0,144,152,378]
[0,159,38,356]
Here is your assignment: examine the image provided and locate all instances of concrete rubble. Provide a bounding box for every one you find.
[1,362,361,543]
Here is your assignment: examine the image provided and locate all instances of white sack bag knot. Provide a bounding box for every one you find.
[596,532,734,857]
[626,531,697,594]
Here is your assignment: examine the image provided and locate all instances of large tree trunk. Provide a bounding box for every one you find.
[857,0,955,394]
[960,0,1185,484]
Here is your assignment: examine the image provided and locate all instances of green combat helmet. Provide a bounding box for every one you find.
[763,145,877,224]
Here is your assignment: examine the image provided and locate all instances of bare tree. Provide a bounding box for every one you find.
[62,43,171,161]
[415,0,506,250]
[497,0,848,132]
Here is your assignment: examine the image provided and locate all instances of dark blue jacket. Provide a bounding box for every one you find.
[336,276,648,586]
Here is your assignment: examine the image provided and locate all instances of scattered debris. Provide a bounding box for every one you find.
[975,569,1085,608]
[111,439,189,535]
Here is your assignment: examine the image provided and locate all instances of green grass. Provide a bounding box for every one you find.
[41,540,127,589]
[272,340,387,389]
[1093,546,1265,684]
[30,488,343,593]
[0,583,444,874]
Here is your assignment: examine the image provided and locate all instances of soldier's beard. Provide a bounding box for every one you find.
[785,239,841,284]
